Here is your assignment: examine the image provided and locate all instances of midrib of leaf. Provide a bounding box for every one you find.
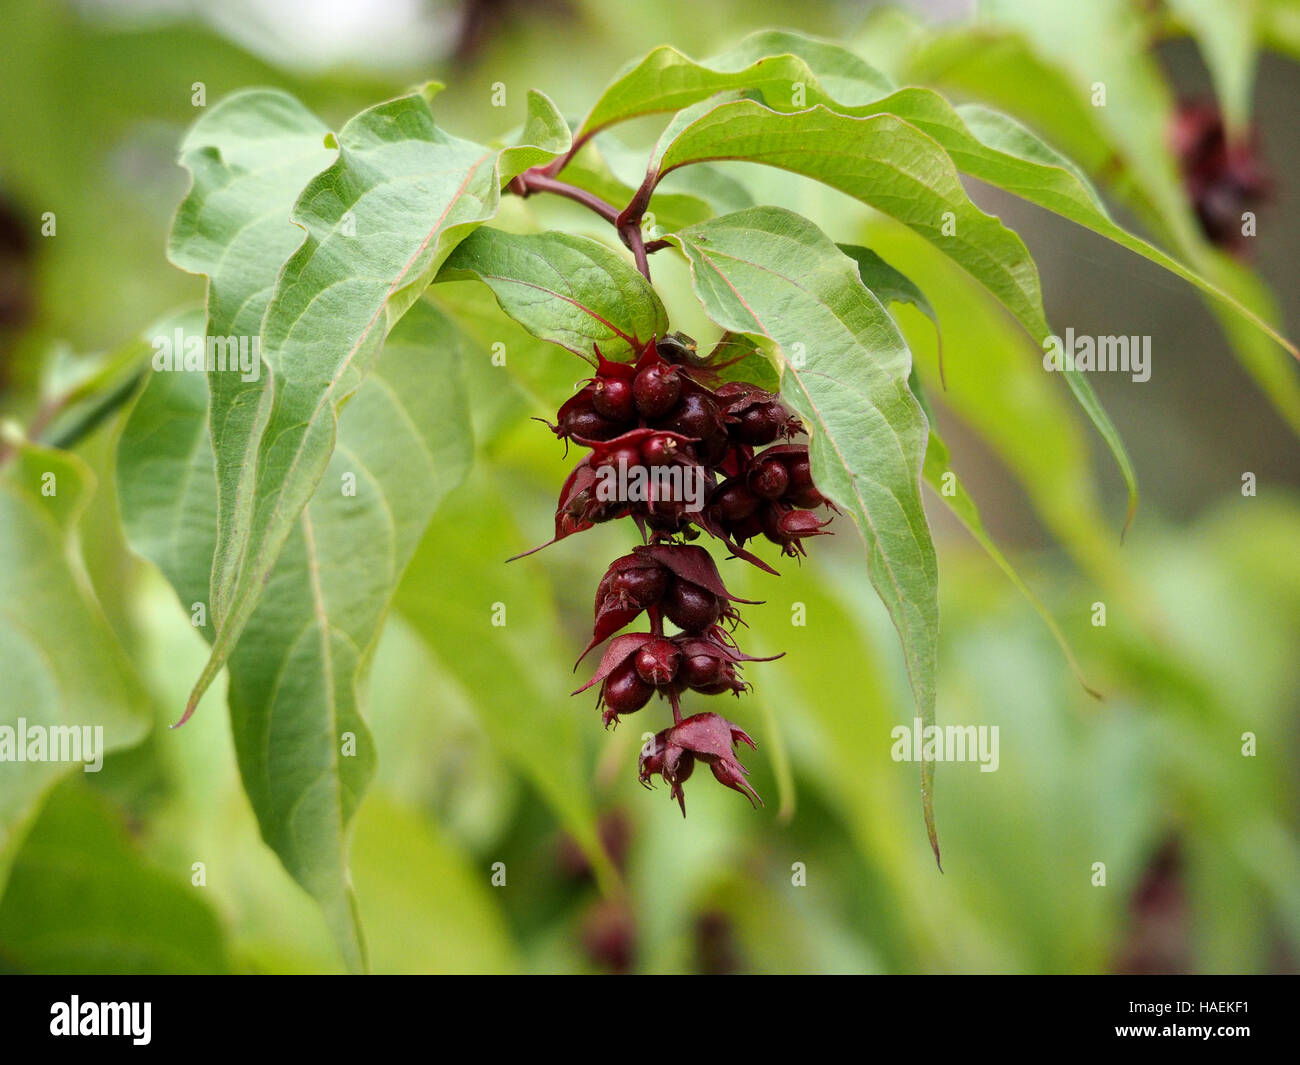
[253,147,489,498]
[456,271,638,348]
[650,99,1143,531]
[281,504,362,970]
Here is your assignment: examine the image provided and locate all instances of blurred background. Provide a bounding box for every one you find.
[0,0,1297,973]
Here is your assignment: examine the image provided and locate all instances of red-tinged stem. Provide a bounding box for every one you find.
[540,129,595,178]
[620,221,651,280]
[511,169,620,226]
[648,606,681,723]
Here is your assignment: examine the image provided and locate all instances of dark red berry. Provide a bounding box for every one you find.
[666,392,722,440]
[596,442,643,474]
[643,498,689,533]
[749,459,789,500]
[698,427,731,466]
[787,451,812,489]
[602,661,654,717]
[735,404,783,445]
[663,578,722,633]
[561,405,621,442]
[633,638,680,688]
[641,433,681,465]
[681,648,726,689]
[712,480,759,522]
[759,502,786,544]
[633,364,682,418]
[592,377,635,422]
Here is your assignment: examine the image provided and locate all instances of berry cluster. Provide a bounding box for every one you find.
[521,333,834,813]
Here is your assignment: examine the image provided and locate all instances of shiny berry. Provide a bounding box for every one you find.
[667,392,722,440]
[592,377,635,422]
[611,565,667,609]
[634,638,680,688]
[602,661,654,716]
[562,406,621,441]
[735,404,783,445]
[681,649,726,690]
[633,364,682,418]
[663,579,722,632]
[597,442,643,473]
[712,480,759,522]
[641,433,681,465]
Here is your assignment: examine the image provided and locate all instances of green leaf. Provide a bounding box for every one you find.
[118,304,473,972]
[0,439,149,896]
[978,0,1195,242]
[668,206,941,866]
[438,227,668,361]
[858,218,1120,579]
[0,781,230,973]
[921,424,1099,699]
[185,87,568,726]
[350,794,518,973]
[578,29,893,136]
[851,248,1091,693]
[910,26,1300,439]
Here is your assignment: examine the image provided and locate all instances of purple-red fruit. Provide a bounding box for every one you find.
[641,433,682,465]
[712,480,759,522]
[749,459,789,500]
[611,564,667,609]
[666,392,722,440]
[561,405,621,442]
[592,377,635,422]
[602,661,654,718]
[633,364,682,418]
[735,404,785,445]
[639,712,761,813]
[596,442,643,474]
[633,638,680,688]
[663,578,722,632]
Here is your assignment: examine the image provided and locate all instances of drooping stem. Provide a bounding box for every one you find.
[509,158,662,281]
[539,129,595,179]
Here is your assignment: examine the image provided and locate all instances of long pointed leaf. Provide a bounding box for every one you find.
[185,87,568,724]
[668,207,942,865]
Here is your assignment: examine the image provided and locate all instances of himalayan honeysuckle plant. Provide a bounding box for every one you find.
[24,28,1282,970]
